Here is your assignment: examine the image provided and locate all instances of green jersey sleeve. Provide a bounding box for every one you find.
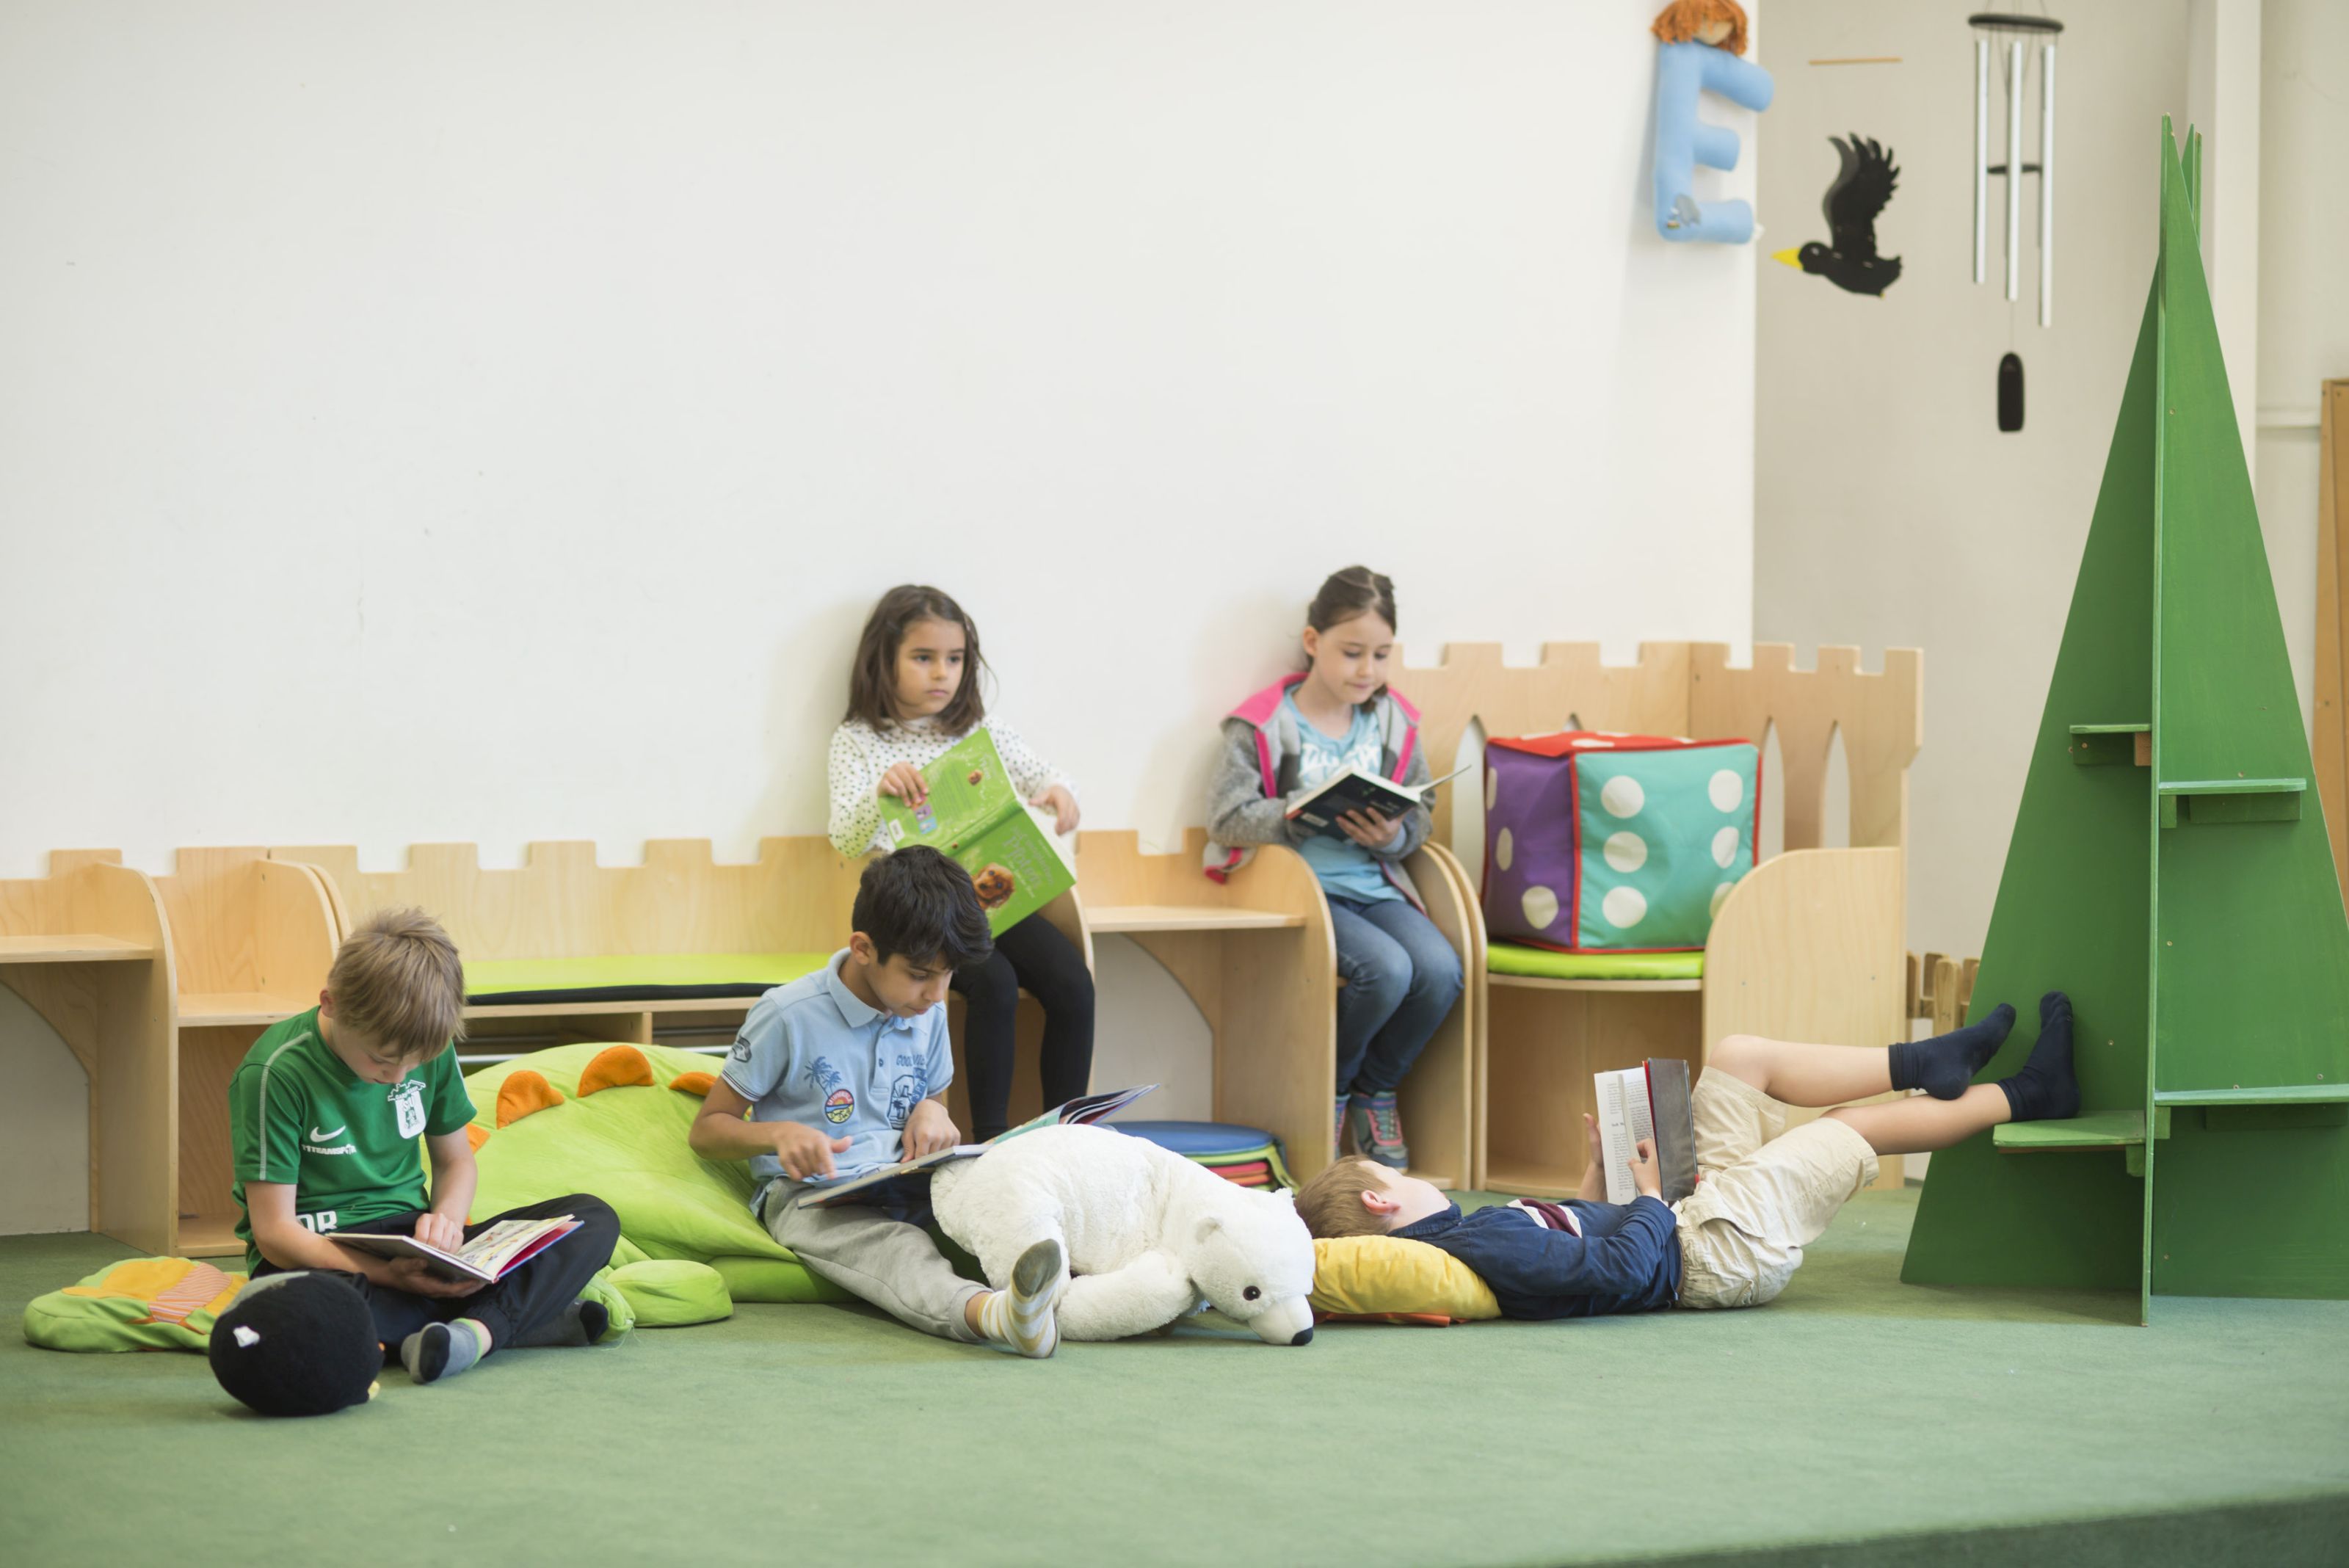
[230,1061,304,1186]
[424,1048,476,1137]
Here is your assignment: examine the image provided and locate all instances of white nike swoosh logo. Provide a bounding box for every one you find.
[311,1125,345,1140]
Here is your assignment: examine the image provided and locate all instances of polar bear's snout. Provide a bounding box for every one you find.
[1246,1294,1317,1346]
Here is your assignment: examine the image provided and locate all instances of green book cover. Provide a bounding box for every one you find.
[876,729,1077,936]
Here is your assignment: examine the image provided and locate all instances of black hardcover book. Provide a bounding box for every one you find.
[1285,763,1470,841]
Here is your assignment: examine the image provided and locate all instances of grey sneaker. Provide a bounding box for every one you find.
[1346,1091,1409,1170]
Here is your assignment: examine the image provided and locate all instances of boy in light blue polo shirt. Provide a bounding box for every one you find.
[686,846,1066,1357]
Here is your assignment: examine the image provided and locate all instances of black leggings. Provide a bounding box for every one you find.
[949,912,1095,1140]
[261,1193,620,1354]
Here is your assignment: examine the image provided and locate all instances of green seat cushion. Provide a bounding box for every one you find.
[1484,943,1704,981]
[463,952,831,1005]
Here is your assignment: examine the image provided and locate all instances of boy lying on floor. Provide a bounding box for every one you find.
[1296,994,2078,1314]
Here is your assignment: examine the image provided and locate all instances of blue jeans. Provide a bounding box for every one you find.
[1328,894,1464,1096]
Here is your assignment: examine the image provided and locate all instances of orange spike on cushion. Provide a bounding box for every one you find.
[465,1122,492,1152]
[578,1044,657,1097]
[495,1070,564,1128]
[668,1070,718,1097]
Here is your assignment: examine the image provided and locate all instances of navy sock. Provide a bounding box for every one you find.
[1889,1001,2016,1100]
[1999,992,2082,1123]
[515,1299,609,1349]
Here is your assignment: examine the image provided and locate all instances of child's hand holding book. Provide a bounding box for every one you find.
[900,1099,961,1160]
[1629,1138,1663,1199]
[777,1122,854,1180]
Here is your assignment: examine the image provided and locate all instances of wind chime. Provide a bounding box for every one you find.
[1970,12,2062,430]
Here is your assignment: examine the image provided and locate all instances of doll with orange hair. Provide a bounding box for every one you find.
[1649,0,1772,244]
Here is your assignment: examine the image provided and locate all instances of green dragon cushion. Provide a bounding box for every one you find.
[465,1042,847,1305]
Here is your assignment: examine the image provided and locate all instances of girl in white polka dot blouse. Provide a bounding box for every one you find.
[829,585,1093,1140]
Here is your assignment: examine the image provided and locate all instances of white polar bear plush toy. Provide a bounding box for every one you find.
[931,1122,1318,1345]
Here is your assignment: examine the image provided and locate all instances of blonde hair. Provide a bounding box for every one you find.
[1649,0,1749,56]
[1295,1156,1397,1240]
[327,907,466,1061]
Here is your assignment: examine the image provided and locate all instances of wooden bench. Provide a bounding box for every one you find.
[1073,829,1479,1191]
[1400,642,1923,1195]
[270,838,1092,1142]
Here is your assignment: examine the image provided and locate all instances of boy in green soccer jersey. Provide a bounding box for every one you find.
[230,907,620,1384]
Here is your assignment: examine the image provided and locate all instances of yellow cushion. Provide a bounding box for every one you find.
[1310,1235,1502,1321]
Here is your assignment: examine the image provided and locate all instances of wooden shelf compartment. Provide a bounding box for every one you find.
[0,933,156,962]
[1477,1161,1585,1199]
[177,1216,244,1260]
[2067,723,2150,767]
[1085,904,1306,934]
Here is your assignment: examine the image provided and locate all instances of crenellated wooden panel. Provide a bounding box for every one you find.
[272,838,870,961]
[1398,642,1693,848]
[1689,643,1923,853]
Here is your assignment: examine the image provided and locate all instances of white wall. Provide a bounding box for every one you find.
[0,3,1760,1227]
[2255,0,2349,682]
[1755,0,2193,959]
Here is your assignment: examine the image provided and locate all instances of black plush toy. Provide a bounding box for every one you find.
[208,1271,382,1417]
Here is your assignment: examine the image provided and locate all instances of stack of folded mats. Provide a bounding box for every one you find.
[1112,1120,1296,1190]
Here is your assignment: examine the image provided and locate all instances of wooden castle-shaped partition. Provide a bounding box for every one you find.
[1902,122,2349,1322]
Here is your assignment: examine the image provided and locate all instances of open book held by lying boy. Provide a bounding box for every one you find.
[1298,994,2080,1315]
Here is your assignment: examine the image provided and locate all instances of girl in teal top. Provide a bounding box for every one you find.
[1204,567,1465,1169]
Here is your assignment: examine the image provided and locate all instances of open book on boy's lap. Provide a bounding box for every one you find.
[327,1216,583,1284]
[876,729,1076,936]
[1594,1059,1697,1205]
[791,1085,1156,1210]
[1285,763,1471,841]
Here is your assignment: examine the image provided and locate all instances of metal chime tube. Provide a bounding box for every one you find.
[2005,39,2025,301]
[1973,37,1990,284]
[2038,43,2057,326]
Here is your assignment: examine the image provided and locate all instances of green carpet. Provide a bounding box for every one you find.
[5,1190,2347,1567]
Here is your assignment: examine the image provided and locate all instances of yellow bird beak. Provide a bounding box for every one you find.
[1770,247,1802,269]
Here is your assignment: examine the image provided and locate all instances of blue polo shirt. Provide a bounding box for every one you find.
[719,948,954,1212]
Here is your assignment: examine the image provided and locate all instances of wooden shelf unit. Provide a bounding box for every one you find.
[1398,641,1920,1192]
[1072,828,1478,1191]
[0,853,178,1255]
[153,850,344,1257]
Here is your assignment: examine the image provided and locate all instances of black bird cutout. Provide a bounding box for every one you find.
[1772,134,1902,296]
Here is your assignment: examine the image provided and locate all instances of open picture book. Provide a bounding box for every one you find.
[1593,1059,1698,1205]
[1285,761,1473,841]
[326,1214,584,1284]
[876,727,1077,937]
[794,1084,1157,1210]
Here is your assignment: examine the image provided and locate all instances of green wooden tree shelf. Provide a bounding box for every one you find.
[1901,121,2349,1324]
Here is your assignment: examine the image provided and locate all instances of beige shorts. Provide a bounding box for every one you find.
[1670,1069,1879,1310]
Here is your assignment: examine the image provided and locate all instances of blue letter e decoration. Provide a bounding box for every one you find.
[1651,39,1773,244]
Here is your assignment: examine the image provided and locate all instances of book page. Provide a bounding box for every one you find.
[457,1216,578,1278]
[1595,1066,1657,1204]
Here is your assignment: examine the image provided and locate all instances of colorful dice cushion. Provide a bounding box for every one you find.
[1482,731,1760,952]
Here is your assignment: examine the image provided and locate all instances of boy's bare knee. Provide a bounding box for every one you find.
[1712,1034,1764,1072]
